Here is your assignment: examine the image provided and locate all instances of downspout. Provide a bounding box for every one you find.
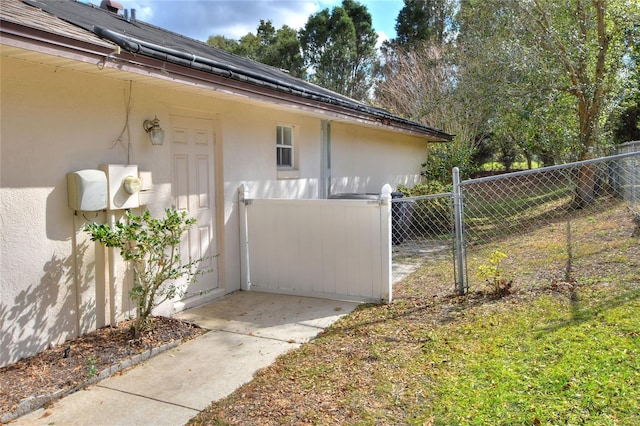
[320,120,332,198]
[238,184,251,291]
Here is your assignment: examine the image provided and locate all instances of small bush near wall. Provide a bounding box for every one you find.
[85,210,211,338]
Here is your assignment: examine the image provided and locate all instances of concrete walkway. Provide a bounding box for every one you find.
[13,292,359,426]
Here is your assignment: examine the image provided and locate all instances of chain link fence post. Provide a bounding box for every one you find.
[452,167,467,295]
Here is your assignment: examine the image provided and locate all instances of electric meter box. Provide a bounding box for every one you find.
[99,164,141,210]
[67,169,108,211]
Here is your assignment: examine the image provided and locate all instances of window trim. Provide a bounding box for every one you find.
[276,124,294,169]
[276,124,300,179]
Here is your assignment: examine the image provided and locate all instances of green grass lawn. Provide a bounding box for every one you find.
[190,204,639,425]
[413,284,640,425]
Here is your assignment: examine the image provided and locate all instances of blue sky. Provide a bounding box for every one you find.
[122,0,404,45]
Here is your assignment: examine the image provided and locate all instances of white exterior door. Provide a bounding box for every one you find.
[170,116,219,300]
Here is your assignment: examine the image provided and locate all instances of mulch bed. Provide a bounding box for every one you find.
[0,316,205,421]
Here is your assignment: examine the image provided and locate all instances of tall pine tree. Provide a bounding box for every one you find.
[299,0,377,101]
[394,0,452,46]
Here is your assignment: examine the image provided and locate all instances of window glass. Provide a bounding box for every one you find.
[277,147,291,166]
[282,127,292,145]
[276,125,293,167]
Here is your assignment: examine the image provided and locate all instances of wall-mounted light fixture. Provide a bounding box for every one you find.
[143,116,165,146]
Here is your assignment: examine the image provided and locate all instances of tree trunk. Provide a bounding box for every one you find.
[572,0,608,209]
[574,163,596,209]
[573,91,599,208]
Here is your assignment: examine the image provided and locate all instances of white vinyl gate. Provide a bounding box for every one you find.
[238,184,393,303]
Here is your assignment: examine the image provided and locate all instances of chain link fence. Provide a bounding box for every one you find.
[459,151,639,244]
[458,150,639,291]
[391,146,639,294]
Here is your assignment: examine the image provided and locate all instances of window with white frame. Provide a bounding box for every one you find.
[276,125,294,168]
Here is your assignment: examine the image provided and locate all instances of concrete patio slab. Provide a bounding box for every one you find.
[12,292,360,426]
[177,291,359,342]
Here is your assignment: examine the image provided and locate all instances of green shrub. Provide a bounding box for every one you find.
[397,181,452,197]
[421,143,475,184]
[85,209,211,337]
[477,250,512,296]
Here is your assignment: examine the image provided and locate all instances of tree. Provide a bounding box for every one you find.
[377,0,453,95]
[265,24,305,78]
[613,105,640,143]
[376,0,481,182]
[251,20,304,78]
[207,21,304,78]
[610,15,640,144]
[453,0,605,171]
[206,35,238,51]
[233,31,260,59]
[375,43,480,182]
[379,0,637,186]
[299,0,377,100]
[394,0,453,46]
[515,0,639,206]
[519,1,607,160]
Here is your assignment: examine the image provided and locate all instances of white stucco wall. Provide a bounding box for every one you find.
[0,55,324,366]
[330,124,428,195]
[0,50,431,367]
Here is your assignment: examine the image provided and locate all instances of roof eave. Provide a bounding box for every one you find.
[0,18,115,57]
[92,26,452,142]
[109,49,452,141]
[1,5,452,142]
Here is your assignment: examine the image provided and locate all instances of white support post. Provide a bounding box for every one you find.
[238,184,251,291]
[380,184,393,303]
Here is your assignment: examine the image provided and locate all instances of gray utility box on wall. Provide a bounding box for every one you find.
[67,169,108,211]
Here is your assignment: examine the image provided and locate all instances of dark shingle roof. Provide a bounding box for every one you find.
[5,0,452,141]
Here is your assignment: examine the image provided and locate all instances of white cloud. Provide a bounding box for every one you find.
[376,31,390,49]
[120,0,400,42]
[280,2,319,30]
[218,23,255,39]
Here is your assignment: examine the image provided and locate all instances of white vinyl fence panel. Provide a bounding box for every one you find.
[239,185,392,303]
